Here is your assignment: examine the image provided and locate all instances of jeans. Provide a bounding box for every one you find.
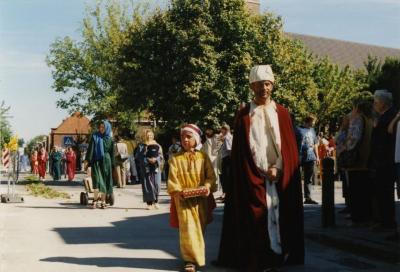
[302,161,315,200]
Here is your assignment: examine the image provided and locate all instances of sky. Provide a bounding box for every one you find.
[0,0,399,142]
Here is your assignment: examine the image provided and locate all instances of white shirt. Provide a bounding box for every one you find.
[220,132,233,159]
[249,101,282,172]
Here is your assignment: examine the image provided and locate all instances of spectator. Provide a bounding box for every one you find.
[297,115,319,204]
[369,90,397,236]
[388,109,400,200]
[114,135,129,188]
[343,99,374,225]
[218,123,232,202]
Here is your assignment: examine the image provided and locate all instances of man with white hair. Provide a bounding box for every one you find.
[215,65,304,271]
[370,90,398,235]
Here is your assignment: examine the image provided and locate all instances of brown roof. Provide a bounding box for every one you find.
[52,112,91,134]
[287,33,400,69]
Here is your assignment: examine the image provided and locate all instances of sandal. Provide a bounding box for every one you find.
[183,262,196,272]
[100,203,107,209]
[90,202,97,209]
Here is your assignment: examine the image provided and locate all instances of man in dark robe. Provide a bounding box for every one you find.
[214,65,304,271]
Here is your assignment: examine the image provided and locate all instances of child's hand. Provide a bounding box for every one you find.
[204,185,211,196]
[173,191,184,201]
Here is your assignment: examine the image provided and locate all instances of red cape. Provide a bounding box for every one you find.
[216,103,304,270]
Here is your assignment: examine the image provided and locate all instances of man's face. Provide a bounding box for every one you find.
[250,80,273,103]
[205,129,213,138]
[373,98,385,114]
[181,131,196,151]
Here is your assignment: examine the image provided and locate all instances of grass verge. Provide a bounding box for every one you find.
[26,183,71,199]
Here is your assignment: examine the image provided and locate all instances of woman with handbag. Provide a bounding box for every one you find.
[343,99,374,225]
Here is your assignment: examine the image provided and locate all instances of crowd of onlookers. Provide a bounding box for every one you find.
[294,89,399,238]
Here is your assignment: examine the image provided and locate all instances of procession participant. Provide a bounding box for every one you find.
[168,124,217,272]
[84,120,114,209]
[37,145,48,181]
[136,129,163,210]
[65,146,77,181]
[215,65,304,271]
[50,146,62,181]
[31,150,39,175]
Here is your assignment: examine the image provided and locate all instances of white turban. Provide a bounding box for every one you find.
[181,124,203,150]
[249,65,275,84]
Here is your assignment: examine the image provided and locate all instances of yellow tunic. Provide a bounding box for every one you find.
[167,150,217,266]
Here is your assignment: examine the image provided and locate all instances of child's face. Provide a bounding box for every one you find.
[181,131,196,151]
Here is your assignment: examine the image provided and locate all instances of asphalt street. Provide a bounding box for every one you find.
[0,173,399,272]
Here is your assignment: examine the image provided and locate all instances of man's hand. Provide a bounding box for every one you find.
[259,167,281,182]
[266,167,281,182]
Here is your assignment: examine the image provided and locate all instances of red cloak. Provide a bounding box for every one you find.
[65,151,76,181]
[216,103,304,270]
[38,151,48,179]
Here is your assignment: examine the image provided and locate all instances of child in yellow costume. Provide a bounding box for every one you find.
[168,124,217,272]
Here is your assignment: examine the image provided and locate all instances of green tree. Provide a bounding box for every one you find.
[0,101,13,148]
[118,0,363,130]
[46,0,146,133]
[26,135,47,155]
[48,0,366,134]
[364,56,400,107]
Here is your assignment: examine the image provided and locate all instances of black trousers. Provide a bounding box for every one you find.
[220,156,231,194]
[347,170,371,223]
[302,161,315,200]
[373,166,397,228]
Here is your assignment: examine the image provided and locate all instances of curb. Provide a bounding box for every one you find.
[305,230,400,264]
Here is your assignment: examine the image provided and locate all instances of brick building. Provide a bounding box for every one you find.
[49,112,91,149]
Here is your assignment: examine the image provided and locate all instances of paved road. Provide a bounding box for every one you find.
[0,173,399,272]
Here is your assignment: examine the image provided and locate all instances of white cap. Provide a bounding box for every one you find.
[249,65,275,84]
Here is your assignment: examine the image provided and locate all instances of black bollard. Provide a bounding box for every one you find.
[322,157,335,227]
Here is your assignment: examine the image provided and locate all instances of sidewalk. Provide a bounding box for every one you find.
[305,183,400,264]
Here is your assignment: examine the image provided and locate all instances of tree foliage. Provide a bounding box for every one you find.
[26,135,47,155]
[46,0,147,132]
[364,56,400,107]
[0,101,13,147]
[48,0,369,133]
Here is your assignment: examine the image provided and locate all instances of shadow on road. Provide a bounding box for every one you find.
[39,206,224,271]
[40,256,180,271]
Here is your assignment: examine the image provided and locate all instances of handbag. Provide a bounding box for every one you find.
[116,153,129,162]
[338,149,359,167]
